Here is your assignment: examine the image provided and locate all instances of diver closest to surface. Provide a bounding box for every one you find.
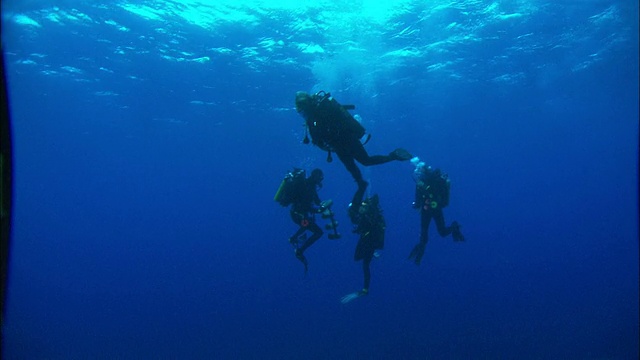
[294,90,413,195]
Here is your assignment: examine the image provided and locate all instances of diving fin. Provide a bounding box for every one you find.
[391,148,413,161]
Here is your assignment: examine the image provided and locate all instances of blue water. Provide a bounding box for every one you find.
[2,1,638,358]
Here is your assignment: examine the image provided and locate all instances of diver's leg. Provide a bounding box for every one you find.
[362,253,373,292]
[294,223,320,274]
[409,210,431,265]
[289,211,307,244]
[420,210,432,244]
[289,226,306,244]
[351,141,394,166]
[336,149,368,188]
[349,138,412,165]
[350,182,367,211]
[298,222,323,253]
[434,209,453,237]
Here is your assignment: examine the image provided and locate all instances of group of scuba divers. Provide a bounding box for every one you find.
[274,90,465,304]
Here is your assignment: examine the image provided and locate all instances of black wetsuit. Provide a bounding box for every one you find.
[333,137,395,188]
[415,173,452,245]
[408,170,463,265]
[348,187,385,291]
[289,179,323,253]
[301,95,397,188]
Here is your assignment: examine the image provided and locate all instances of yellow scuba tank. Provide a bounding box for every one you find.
[274,169,306,206]
[274,179,287,202]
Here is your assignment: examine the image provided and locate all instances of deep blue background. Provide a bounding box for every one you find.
[2,1,638,358]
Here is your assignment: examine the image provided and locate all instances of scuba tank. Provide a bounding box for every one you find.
[274,169,306,206]
[301,90,367,162]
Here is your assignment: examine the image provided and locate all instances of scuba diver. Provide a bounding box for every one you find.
[407,157,465,266]
[274,168,338,274]
[340,185,385,304]
[294,90,413,194]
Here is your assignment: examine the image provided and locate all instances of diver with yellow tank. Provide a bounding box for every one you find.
[274,168,339,274]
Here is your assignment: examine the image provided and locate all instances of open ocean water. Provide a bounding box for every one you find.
[1,1,638,358]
